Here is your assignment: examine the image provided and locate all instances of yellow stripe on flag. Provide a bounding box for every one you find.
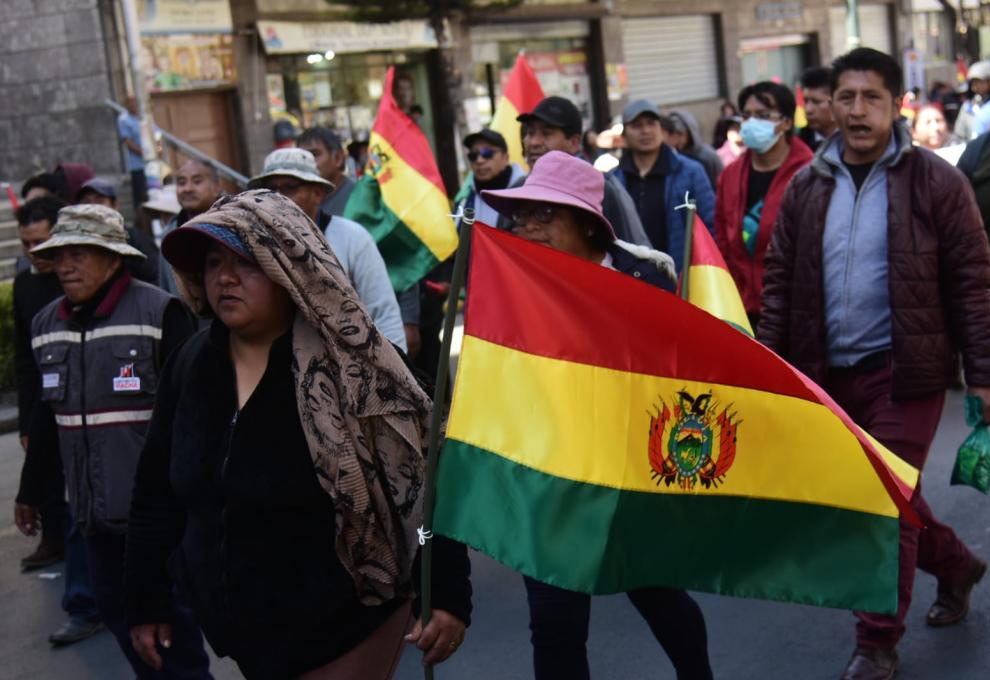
[687,265,753,334]
[490,99,526,171]
[371,132,458,262]
[447,336,902,518]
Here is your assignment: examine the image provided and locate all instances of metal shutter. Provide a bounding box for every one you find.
[828,5,893,60]
[621,15,720,106]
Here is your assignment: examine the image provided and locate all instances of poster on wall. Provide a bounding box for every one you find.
[141,34,236,92]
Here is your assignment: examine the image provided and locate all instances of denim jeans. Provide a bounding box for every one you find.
[62,507,99,624]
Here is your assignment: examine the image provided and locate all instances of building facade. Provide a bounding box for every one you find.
[0,0,127,185]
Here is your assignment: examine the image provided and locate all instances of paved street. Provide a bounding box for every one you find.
[1,389,987,679]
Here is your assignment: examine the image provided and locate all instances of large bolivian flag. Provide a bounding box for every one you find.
[490,53,545,169]
[681,214,754,336]
[344,67,458,292]
[434,226,919,614]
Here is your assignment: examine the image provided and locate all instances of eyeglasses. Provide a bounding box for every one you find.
[740,111,783,122]
[511,204,556,227]
[468,147,497,162]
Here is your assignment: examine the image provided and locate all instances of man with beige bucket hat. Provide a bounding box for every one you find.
[14,204,211,678]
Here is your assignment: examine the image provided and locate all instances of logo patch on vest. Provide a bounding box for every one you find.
[42,373,60,389]
[113,364,141,392]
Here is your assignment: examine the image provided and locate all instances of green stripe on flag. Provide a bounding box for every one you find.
[434,439,900,614]
[345,176,440,293]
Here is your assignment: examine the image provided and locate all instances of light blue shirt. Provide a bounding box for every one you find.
[820,132,903,366]
[324,215,407,351]
[117,113,144,171]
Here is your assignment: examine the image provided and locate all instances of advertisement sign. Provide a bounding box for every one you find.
[258,20,439,55]
[138,0,233,34]
[141,34,236,92]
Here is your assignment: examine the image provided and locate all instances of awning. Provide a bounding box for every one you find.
[257,19,439,55]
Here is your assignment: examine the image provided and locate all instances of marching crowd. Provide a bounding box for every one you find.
[8,46,990,680]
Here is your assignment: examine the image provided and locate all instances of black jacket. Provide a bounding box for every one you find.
[13,269,63,436]
[125,322,471,679]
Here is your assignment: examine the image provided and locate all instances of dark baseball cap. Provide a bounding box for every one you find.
[622,99,662,125]
[76,178,117,202]
[463,128,508,151]
[517,96,582,137]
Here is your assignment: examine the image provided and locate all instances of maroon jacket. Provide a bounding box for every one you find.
[715,137,812,314]
[758,133,990,399]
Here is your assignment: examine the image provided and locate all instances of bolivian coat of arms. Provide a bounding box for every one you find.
[649,389,740,490]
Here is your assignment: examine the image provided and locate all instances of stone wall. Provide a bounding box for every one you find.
[0,0,121,186]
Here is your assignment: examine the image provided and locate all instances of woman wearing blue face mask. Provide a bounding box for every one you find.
[713,81,813,331]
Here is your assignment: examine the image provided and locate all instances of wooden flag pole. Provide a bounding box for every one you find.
[678,193,697,301]
[419,207,475,680]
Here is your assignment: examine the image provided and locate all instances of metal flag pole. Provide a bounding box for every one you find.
[419,206,475,680]
[675,191,697,301]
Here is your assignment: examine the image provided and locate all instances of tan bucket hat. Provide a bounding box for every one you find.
[31,204,146,259]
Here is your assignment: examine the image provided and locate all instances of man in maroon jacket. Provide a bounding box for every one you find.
[760,48,990,680]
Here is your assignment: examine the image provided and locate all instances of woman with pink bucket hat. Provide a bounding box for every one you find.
[481,150,714,679]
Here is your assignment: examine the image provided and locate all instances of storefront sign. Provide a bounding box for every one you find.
[138,0,232,34]
[755,2,802,23]
[257,20,439,55]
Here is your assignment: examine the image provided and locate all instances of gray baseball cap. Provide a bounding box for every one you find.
[622,100,662,125]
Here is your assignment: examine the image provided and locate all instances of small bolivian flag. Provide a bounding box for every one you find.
[794,83,808,129]
[680,214,754,336]
[345,66,458,292]
[434,226,919,614]
[490,53,546,170]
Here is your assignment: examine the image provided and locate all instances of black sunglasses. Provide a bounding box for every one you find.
[511,204,556,227]
[468,147,497,162]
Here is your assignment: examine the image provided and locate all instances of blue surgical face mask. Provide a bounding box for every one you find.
[740,117,781,154]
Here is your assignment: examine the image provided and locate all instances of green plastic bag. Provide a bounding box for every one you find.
[951,395,990,493]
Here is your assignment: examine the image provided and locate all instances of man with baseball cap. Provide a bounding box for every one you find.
[506,95,651,247]
[247,148,407,352]
[454,128,525,228]
[610,99,716,273]
[15,204,209,677]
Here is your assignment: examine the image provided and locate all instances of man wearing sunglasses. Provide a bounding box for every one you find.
[453,129,525,229]
[499,96,651,247]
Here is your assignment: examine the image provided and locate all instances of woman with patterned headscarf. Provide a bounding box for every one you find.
[123,190,471,679]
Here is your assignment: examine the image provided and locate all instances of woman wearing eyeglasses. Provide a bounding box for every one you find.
[714,81,813,332]
[481,150,713,680]
[123,190,472,679]
[453,128,526,228]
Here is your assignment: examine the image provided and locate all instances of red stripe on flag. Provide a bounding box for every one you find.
[464,225,919,524]
[502,54,545,115]
[371,68,446,194]
[689,215,728,268]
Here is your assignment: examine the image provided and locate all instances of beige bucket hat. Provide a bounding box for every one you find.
[247,147,334,190]
[31,204,146,259]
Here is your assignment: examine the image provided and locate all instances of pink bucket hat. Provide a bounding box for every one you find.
[482,150,617,240]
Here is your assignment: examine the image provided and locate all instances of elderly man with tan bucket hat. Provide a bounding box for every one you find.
[247,147,408,352]
[14,204,210,678]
